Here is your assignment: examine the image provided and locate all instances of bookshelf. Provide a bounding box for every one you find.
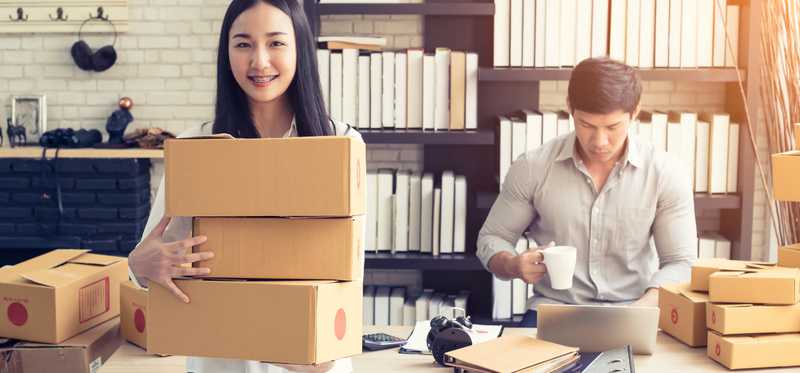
[304,0,762,322]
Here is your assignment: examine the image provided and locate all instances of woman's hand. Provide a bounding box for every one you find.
[129,216,214,303]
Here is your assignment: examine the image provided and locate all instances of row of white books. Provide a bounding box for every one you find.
[493,0,740,68]
[492,233,731,319]
[497,110,740,194]
[363,286,470,326]
[367,170,468,253]
[317,48,478,131]
[698,234,731,259]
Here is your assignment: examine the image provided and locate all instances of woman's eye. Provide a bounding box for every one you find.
[235,42,250,48]
[271,41,286,47]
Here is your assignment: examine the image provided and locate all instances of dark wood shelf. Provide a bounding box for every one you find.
[479,67,745,82]
[475,192,741,210]
[365,252,484,270]
[316,3,494,15]
[360,129,494,145]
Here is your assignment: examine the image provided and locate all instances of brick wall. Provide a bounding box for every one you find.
[0,3,771,259]
[0,158,150,263]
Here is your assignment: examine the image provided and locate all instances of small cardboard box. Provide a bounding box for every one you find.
[165,136,366,217]
[149,279,362,364]
[707,331,800,370]
[690,258,773,292]
[0,316,122,373]
[193,216,364,281]
[707,303,800,335]
[771,151,800,202]
[778,243,800,269]
[708,267,800,305]
[0,249,128,344]
[658,284,709,347]
[120,281,147,350]
[795,123,800,149]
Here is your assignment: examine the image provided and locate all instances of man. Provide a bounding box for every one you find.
[477,58,696,323]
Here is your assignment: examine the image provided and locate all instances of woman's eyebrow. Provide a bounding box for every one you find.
[232,31,288,39]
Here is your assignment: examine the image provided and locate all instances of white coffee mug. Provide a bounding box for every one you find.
[541,246,577,290]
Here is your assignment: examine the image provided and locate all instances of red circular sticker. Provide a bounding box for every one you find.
[670,308,679,325]
[711,311,716,325]
[715,343,721,357]
[334,308,346,340]
[8,302,28,326]
[134,308,146,333]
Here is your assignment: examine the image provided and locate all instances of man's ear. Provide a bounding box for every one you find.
[566,98,572,114]
[630,103,642,121]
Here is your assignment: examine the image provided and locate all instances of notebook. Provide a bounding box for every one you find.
[444,334,579,373]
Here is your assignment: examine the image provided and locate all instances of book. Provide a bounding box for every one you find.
[377,169,394,252]
[542,111,558,144]
[374,286,391,326]
[330,52,343,121]
[512,116,528,162]
[544,0,561,67]
[609,0,627,61]
[654,0,670,67]
[357,55,370,128]
[342,49,358,126]
[695,120,711,193]
[560,0,577,66]
[494,0,511,67]
[407,49,424,129]
[393,170,410,252]
[727,123,740,193]
[510,0,524,66]
[639,0,655,68]
[432,188,442,256]
[319,41,382,51]
[499,116,513,185]
[704,113,730,194]
[465,53,479,130]
[402,296,417,326]
[370,53,382,129]
[363,285,375,325]
[439,171,456,254]
[523,110,543,151]
[697,0,714,67]
[725,5,740,67]
[382,51,395,128]
[317,36,387,46]
[420,173,434,253]
[625,0,640,66]
[453,175,467,254]
[712,0,727,67]
[366,172,378,252]
[449,51,466,130]
[535,0,547,66]
[408,172,422,252]
[681,0,698,67]
[492,276,512,319]
[435,48,451,131]
[317,49,330,113]
[423,54,436,130]
[575,0,592,64]
[389,287,406,326]
[394,52,407,129]
[415,289,434,321]
[591,0,609,58]
[522,0,535,67]
[668,0,683,67]
[512,238,528,315]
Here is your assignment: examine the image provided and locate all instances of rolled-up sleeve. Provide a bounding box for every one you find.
[477,155,538,274]
[648,162,697,289]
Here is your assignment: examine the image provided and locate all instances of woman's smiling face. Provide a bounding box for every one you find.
[228,1,297,104]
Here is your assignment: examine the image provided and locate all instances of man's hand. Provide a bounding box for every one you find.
[488,241,554,284]
[631,287,659,307]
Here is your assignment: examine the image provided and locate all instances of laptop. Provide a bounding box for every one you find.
[536,304,660,355]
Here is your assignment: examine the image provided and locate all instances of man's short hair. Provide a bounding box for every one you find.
[567,57,642,115]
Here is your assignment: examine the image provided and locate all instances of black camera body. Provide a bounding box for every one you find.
[426,315,474,366]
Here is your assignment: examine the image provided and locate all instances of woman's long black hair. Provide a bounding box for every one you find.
[213,0,332,137]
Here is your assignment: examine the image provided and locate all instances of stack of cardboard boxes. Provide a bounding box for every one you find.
[659,258,800,369]
[147,136,366,365]
[0,249,128,372]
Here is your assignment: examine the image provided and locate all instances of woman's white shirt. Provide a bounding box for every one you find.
[130,119,362,373]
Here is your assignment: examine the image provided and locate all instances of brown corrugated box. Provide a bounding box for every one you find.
[707,303,800,335]
[708,267,800,305]
[0,316,122,373]
[771,151,800,202]
[120,281,147,350]
[658,284,709,347]
[165,136,366,217]
[149,279,362,364]
[778,243,800,268]
[690,258,774,292]
[707,331,800,370]
[795,123,800,149]
[0,249,128,344]
[193,216,364,281]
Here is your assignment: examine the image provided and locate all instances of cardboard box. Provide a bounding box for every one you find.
[165,136,366,217]
[658,284,709,347]
[707,303,800,335]
[0,249,128,344]
[707,331,800,370]
[0,316,122,373]
[690,258,774,292]
[149,279,362,364]
[771,151,800,202]
[778,243,800,268]
[193,216,364,281]
[708,267,800,305]
[795,123,800,149]
[120,281,147,350]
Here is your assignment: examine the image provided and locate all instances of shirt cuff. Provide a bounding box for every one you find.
[647,260,692,289]
[477,235,517,280]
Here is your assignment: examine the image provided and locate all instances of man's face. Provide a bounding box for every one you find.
[572,108,636,164]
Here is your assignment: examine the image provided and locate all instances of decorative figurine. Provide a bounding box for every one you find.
[6,117,27,147]
[105,96,134,145]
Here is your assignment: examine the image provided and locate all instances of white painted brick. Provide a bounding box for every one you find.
[199,7,226,20]
[165,7,203,21]
[56,92,86,105]
[138,36,179,49]
[192,21,213,34]
[321,21,353,35]
[200,36,219,49]
[98,65,140,79]
[145,50,160,63]
[368,149,401,162]
[42,65,75,78]
[36,79,67,91]
[23,65,43,78]
[139,65,181,78]
[363,15,392,21]
[126,78,166,91]
[165,22,192,34]
[130,22,167,34]
[353,21,374,34]
[68,80,97,91]
[148,92,188,105]
[192,50,215,63]
[192,78,215,90]
[97,80,124,91]
[42,36,74,50]
[143,8,160,21]
[173,105,212,119]
[4,50,32,62]
[34,52,64,64]
[374,21,422,35]
[20,37,43,51]
[189,91,214,105]
[78,106,109,119]
[121,50,145,64]
[161,50,192,64]
[0,65,22,78]
[180,36,201,49]
[86,93,118,106]
[166,79,192,90]
[0,39,21,50]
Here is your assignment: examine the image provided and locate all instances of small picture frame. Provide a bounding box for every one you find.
[11,95,47,144]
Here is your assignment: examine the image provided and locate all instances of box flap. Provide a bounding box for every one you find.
[716,303,754,308]
[172,133,235,140]
[782,243,800,252]
[68,253,123,267]
[0,250,89,280]
[678,288,709,303]
[19,268,82,288]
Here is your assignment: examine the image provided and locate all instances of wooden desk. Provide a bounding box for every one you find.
[100,327,797,372]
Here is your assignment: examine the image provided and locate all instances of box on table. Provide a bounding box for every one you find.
[690,258,774,292]
[165,136,366,217]
[0,316,122,373]
[708,267,800,305]
[120,281,147,350]
[707,331,800,370]
[149,279,362,364]
[0,249,128,344]
[658,283,709,347]
[193,216,364,281]
[771,151,800,202]
[778,243,800,269]
[707,302,800,335]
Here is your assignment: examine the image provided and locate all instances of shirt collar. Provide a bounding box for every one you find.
[555,132,643,169]
[280,116,298,138]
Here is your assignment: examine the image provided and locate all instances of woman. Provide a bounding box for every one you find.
[128,1,360,372]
